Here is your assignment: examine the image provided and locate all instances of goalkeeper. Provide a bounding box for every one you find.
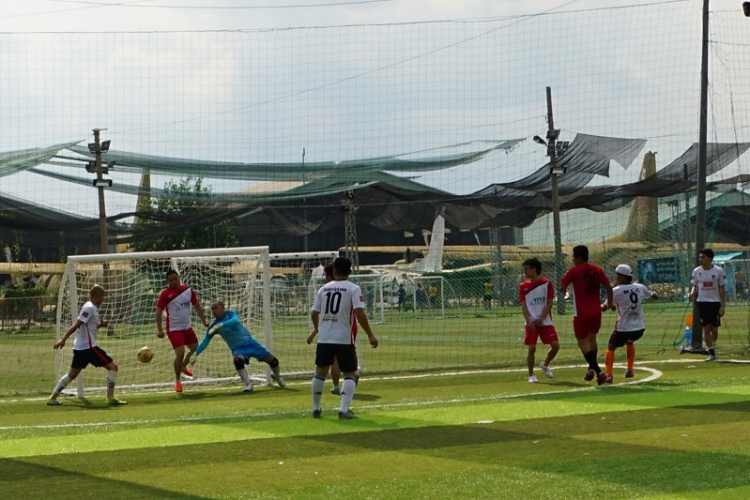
[193,300,285,392]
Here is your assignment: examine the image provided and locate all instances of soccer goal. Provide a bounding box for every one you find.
[56,247,272,396]
[410,275,461,319]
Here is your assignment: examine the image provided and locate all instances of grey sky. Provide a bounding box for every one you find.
[1,0,748,220]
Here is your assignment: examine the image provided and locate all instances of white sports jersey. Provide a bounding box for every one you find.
[157,285,197,332]
[73,301,99,350]
[518,278,554,327]
[312,280,364,345]
[613,283,655,332]
[692,265,725,302]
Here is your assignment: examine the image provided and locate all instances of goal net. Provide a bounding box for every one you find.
[56,247,271,395]
[410,275,461,319]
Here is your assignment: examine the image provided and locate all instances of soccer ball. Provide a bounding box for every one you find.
[137,346,153,363]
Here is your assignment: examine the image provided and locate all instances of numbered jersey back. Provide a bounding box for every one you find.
[612,283,655,332]
[312,279,364,344]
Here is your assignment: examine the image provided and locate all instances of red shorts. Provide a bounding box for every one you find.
[524,325,559,345]
[573,314,601,339]
[167,328,198,349]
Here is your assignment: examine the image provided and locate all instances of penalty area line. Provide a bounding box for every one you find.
[0,366,662,432]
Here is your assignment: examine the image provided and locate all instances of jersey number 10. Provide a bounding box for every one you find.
[324,291,342,314]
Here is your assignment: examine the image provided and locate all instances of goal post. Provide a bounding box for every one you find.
[57,247,272,396]
[411,275,461,319]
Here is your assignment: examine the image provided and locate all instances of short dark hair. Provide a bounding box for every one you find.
[166,269,179,279]
[333,257,352,277]
[323,262,334,278]
[700,248,714,260]
[522,258,542,275]
[573,245,589,262]
[622,275,633,284]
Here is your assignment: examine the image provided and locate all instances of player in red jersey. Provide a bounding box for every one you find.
[156,269,209,393]
[519,258,559,383]
[560,245,613,385]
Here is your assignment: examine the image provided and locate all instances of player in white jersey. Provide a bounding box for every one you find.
[47,285,126,406]
[602,264,658,383]
[307,262,359,395]
[519,258,559,383]
[310,257,378,420]
[689,248,726,361]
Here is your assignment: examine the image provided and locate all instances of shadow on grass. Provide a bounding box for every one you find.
[0,459,208,500]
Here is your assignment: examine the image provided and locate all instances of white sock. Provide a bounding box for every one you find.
[312,375,325,410]
[237,368,250,384]
[53,374,71,396]
[340,376,357,413]
[106,371,117,392]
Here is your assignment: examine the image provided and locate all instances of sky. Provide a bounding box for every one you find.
[0,0,744,31]
[1,0,749,223]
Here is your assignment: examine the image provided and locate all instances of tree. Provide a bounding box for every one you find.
[132,177,237,251]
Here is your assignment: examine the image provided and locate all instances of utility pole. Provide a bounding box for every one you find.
[88,128,113,254]
[343,190,359,271]
[488,226,503,304]
[546,87,566,315]
[302,148,308,253]
[691,0,710,350]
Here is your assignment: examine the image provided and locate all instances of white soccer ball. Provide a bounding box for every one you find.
[137,346,153,363]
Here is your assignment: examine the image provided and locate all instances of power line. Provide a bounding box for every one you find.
[45,0,393,9]
[0,0,154,20]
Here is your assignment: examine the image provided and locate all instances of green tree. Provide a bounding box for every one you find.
[133,177,237,251]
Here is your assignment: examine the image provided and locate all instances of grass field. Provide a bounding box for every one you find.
[2,354,750,499]
[2,302,749,395]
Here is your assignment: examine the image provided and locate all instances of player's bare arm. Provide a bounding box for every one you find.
[54,320,83,349]
[536,300,553,328]
[194,301,210,327]
[155,307,165,338]
[306,329,318,345]
[719,285,726,316]
[605,282,614,310]
[521,301,536,330]
[354,308,378,348]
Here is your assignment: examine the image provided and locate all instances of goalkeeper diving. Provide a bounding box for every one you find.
[193,300,286,392]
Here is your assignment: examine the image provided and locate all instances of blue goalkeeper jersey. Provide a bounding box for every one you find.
[196,310,256,356]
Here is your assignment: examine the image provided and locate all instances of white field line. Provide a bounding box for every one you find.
[0,364,664,432]
[0,357,707,406]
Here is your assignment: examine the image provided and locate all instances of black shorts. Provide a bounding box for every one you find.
[607,329,645,350]
[483,294,492,302]
[697,302,721,327]
[315,343,358,373]
[71,346,113,369]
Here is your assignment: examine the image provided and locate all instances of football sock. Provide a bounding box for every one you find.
[605,349,615,376]
[106,371,117,391]
[53,374,71,396]
[626,344,636,371]
[237,368,250,384]
[340,376,357,413]
[584,350,601,374]
[312,375,325,410]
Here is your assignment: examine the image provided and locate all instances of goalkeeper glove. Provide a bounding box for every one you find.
[208,323,223,335]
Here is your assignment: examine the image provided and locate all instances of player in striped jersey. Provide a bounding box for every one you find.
[156,269,210,393]
[519,258,559,383]
[47,285,126,406]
